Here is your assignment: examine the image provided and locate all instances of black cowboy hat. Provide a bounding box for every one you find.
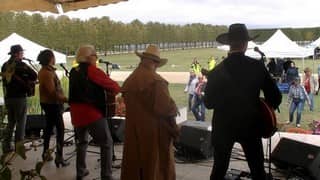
[8,44,24,55]
[216,23,259,45]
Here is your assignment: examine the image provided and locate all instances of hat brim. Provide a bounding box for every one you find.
[8,49,25,55]
[135,52,168,67]
[216,33,259,45]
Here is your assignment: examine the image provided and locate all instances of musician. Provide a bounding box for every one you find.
[204,24,282,180]
[121,44,179,180]
[1,44,37,154]
[69,45,120,180]
[37,49,69,167]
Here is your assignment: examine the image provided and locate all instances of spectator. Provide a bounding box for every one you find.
[184,71,198,111]
[287,77,310,127]
[191,57,201,75]
[192,75,206,121]
[208,56,216,71]
[301,67,318,111]
[286,61,299,84]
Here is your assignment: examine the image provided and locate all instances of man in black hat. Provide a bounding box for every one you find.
[204,24,282,180]
[1,44,37,153]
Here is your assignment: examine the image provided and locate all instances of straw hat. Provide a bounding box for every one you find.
[304,67,312,73]
[216,23,258,45]
[135,44,167,67]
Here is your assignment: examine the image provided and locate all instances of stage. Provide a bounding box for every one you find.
[4,111,320,179]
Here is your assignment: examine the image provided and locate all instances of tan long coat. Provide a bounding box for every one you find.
[121,63,179,180]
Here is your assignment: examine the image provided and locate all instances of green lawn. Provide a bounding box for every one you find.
[3,48,320,132]
[169,83,320,131]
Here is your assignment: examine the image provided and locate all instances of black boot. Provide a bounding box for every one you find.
[54,153,70,168]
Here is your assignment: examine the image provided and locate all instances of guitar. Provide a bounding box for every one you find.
[259,98,277,138]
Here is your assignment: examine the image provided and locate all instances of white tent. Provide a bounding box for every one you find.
[217,41,258,51]
[310,37,320,48]
[0,33,66,66]
[246,30,313,58]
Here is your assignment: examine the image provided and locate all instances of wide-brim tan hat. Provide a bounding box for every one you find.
[216,23,259,45]
[135,44,168,67]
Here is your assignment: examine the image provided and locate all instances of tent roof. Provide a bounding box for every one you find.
[217,41,258,51]
[246,30,313,58]
[310,37,320,47]
[0,33,66,66]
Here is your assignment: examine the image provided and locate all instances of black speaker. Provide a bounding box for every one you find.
[271,137,320,171]
[25,114,46,138]
[175,120,212,159]
[109,117,125,143]
[308,153,320,180]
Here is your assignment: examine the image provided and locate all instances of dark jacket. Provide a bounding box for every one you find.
[1,58,37,98]
[204,52,282,140]
[69,63,106,116]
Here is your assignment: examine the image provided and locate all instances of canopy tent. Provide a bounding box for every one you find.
[217,41,258,51]
[310,37,320,47]
[246,29,313,58]
[0,0,126,13]
[0,33,66,66]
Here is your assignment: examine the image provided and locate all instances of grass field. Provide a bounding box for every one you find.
[4,47,320,132]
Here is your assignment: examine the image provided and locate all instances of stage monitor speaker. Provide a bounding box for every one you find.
[271,137,320,171]
[109,117,125,143]
[175,120,212,159]
[25,114,46,138]
[308,153,320,180]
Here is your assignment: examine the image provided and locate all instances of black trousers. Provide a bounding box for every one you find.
[41,103,65,157]
[210,135,266,180]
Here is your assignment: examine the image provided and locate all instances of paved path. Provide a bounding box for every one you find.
[110,71,190,84]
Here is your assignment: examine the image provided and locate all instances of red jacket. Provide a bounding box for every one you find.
[70,65,120,127]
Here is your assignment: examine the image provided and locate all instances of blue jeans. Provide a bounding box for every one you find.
[289,100,303,125]
[191,95,205,121]
[188,94,194,111]
[302,93,314,111]
[75,118,113,179]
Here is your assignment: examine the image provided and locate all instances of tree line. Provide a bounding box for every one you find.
[0,12,320,55]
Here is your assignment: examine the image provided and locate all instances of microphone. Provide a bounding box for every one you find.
[60,64,69,77]
[98,59,112,65]
[22,57,33,62]
[254,47,265,57]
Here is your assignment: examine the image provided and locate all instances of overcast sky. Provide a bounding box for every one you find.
[61,0,320,29]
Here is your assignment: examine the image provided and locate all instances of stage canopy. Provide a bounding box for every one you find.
[246,30,313,58]
[0,33,66,66]
[217,41,258,51]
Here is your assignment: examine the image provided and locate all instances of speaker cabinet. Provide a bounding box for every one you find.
[175,120,212,159]
[271,137,320,171]
[109,117,125,143]
[25,114,46,138]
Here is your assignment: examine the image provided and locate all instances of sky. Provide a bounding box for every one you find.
[48,0,320,29]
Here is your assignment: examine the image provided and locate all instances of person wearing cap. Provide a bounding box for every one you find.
[121,44,179,180]
[287,77,310,127]
[68,45,120,180]
[204,23,282,180]
[37,49,69,167]
[301,67,318,111]
[1,44,37,154]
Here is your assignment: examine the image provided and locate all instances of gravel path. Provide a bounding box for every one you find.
[110,71,189,84]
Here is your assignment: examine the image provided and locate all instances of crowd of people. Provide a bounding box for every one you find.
[1,22,318,180]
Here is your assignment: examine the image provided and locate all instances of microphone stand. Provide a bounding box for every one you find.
[100,60,121,168]
[255,48,273,180]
